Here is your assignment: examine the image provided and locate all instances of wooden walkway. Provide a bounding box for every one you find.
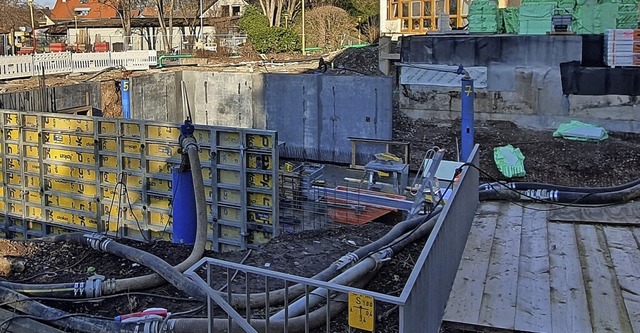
[443,201,640,333]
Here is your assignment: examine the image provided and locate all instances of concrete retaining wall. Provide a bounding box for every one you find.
[129,71,394,163]
[0,82,101,113]
[398,35,640,133]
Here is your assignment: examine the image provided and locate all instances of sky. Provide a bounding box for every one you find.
[35,0,57,8]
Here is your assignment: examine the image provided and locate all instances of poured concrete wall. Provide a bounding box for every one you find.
[129,71,393,163]
[0,82,101,113]
[130,71,183,123]
[264,74,393,163]
[399,35,640,132]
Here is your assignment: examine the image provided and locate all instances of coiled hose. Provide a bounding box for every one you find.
[479,181,640,204]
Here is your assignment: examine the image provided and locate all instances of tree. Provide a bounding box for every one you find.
[258,0,303,27]
[238,5,299,53]
[0,0,31,32]
[98,0,139,50]
[303,6,353,50]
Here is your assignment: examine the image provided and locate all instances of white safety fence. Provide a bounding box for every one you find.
[0,50,157,80]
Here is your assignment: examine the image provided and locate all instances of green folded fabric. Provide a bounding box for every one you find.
[552,120,609,141]
[494,145,526,178]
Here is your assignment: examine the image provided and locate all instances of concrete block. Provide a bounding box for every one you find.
[487,64,516,91]
[568,95,640,121]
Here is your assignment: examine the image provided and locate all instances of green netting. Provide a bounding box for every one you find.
[557,0,576,8]
[553,120,608,141]
[500,7,520,33]
[619,0,639,4]
[493,145,526,178]
[617,14,639,28]
[573,3,619,33]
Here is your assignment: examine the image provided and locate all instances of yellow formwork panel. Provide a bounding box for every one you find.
[7,202,23,216]
[220,225,241,240]
[6,173,22,186]
[148,211,171,227]
[146,125,180,141]
[218,169,241,185]
[249,231,271,244]
[44,148,95,164]
[23,130,39,143]
[194,129,211,144]
[146,143,179,158]
[28,220,43,231]
[5,143,19,156]
[100,155,118,168]
[43,133,95,148]
[49,179,97,196]
[42,117,93,133]
[121,123,140,137]
[4,129,20,141]
[248,210,273,225]
[0,201,4,211]
[247,192,273,209]
[24,175,40,189]
[49,226,72,235]
[48,209,98,228]
[98,121,117,135]
[204,186,213,200]
[45,164,96,181]
[23,145,39,158]
[218,151,241,166]
[100,187,142,205]
[23,115,38,128]
[148,160,173,174]
[24,160,40,174]
[47,194,98,213]
[150,230,171,241]
[247,153,273,171]
[219,206,241,223]
[6,187,22,201]
[246,134,274,149]
[26,206,42,219]
[27,191,41,203]
[98,138,118,152]
[219,188,241,204]
[148,195,171,210]
[5,158,20,170]
[217,131,241,146]
[3,113,20,126]
[122,140,141,154]
[123,157,142,170]
[247,173,273,189]
[148,178,171,192]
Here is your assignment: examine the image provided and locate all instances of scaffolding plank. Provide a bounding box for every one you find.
[548,222,592,333]
[603,226,640,333]
[548,202,640,225]
[575,225,632,333]
[514,207,552,332]
[477,204,523,329]
[443,203,500,325]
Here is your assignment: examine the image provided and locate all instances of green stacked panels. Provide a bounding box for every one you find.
[468,0,500,33]
[617,3,639,28]
[519,2,556,34]
[500,7,520,33]
[557,0,575,9]
[573,3,618,33]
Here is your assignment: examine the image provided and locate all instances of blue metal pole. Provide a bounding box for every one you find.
[121,79,131,119]
[461,75,475,162]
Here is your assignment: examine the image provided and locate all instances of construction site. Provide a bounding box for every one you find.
[1,12,640,332]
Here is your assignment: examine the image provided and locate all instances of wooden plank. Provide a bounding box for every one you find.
[515,206,552,332]
[548,222,593,333]
[603,226,640,333]
[443,202,501,325]
[477,204,523,329]
[0,308,65,333]
[575,224,633,333]
[548,202,640,226]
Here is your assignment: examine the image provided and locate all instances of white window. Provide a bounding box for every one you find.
[74,7,90,16]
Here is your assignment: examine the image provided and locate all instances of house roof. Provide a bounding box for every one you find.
[51,16,239,28]
[50,0,118,20]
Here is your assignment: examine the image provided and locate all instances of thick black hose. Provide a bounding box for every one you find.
[479,182,640,204]
[0,286,141,333]
[480,178,640,194]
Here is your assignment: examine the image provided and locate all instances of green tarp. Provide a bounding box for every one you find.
[519,3,555,34]
[552,120,609,141]
[573,3,619,34]
[469,0,500,32]
[500,7,520,33]
[493,145,526,178]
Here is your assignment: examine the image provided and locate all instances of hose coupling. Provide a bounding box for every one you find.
[101,277,117,296]
[334,253,359,271]
[73,281,86,297]
[84,233,112,252]
[522,189,559,202]
[375,248,394,263]
[85,274,105,298]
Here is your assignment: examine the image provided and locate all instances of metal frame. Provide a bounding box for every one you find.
[0,110,279,251]
[186,145,479,332]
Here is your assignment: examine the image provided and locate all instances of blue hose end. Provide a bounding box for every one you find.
[180,120,195,136]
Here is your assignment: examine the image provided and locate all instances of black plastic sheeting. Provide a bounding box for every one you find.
[581,34,605,67]
[400,35,582,66]
[560,61,640,96]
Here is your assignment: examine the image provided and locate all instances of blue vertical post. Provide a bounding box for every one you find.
[121,79,131,119]
[172,168,197,244]
[461,75,475,161]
